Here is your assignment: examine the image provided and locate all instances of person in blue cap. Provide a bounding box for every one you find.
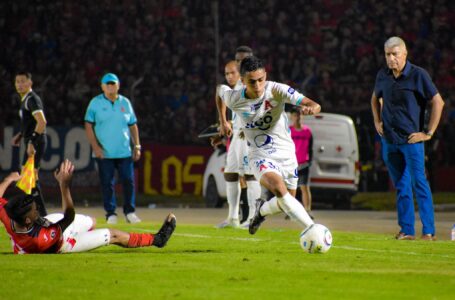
[84,73,142,224]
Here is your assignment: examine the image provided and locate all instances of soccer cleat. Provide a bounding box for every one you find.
[421,234,436,241]
[125,212,141,224]
[215,218,240,229]
[248,198,266,235]
[107,215,118,224]
[152,213,177,248]
[395,232,415,240]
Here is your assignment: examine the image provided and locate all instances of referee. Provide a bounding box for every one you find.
[11,71,48,216]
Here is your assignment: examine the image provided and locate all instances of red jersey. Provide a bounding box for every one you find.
[0,198,63,254]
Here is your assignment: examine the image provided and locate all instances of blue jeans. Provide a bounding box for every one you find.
[96,157,136,218]
[381,139,435,236]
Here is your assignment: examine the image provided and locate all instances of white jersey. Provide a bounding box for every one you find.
[219,81,305,161]
[231,80,243,133]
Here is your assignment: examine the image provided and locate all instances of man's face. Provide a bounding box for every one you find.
[15,75,32,95]
[24,202,40,225]
[224,64,240,87]
[235,52,252,66]
[385,46,407,72]
[242,68,267,98]
[101,82,120,96]
[290,112,301,125]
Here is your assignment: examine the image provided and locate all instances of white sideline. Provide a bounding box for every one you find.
[131,228,454,258]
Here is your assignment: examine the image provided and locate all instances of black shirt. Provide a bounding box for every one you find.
[19,91,45,139]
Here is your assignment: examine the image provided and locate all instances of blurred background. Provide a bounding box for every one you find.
[1,0,455,207]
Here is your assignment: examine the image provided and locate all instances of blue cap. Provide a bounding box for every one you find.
[101,73,120,84]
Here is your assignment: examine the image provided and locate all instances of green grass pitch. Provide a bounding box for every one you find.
[1,220,454,300]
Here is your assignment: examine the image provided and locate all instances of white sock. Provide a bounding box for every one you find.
[226,181,240,220]
[260,196,282,216]
[277,193,314,228]
[246,180,261,220]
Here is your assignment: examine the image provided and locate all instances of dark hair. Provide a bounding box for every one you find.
[4,194,35,225]
[15,71,32,80]
[240,56,264,76]
[235,45,253,56]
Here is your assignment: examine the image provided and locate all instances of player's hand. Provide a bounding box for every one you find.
[408,132,431,144]
[374,121,384,136]
[11,133,22,147]
[54,159,75,187]
[133,149,141,162]
[26,143,36,157]
[219,121,232,137]
[300,106,316,115]
[210,135,224,148]
[5,172,21,183]
[94,146,104,159]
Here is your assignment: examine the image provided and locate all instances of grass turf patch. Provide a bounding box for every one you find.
[0,220,454,300]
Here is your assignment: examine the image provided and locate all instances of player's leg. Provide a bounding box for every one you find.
[60,214,176,253]
[249,158,313,234]
[218,135,243,228]
[118,157,141,223]
[382,141,415,237]
[242,174,261,226]
[96,158,118,222]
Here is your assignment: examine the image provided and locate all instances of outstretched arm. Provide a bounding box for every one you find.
[0,172,21,198]
[298,96,321,115]
[216,93,232,137]
[54,159,76,231]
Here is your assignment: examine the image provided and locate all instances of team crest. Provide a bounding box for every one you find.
[288,87,295,94]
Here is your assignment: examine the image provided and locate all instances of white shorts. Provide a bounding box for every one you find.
[45,213,110,253]
[249,155,298,190]
[225,132,250,175]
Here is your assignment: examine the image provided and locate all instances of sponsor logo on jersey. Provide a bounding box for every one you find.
[245,112,273,130]
[250,102,263,112]
[288,87,295,94]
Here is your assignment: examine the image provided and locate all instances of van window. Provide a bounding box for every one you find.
[308,122,351,142]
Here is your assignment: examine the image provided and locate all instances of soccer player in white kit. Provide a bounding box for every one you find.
[0,160,176,254]
[218,56,321,234]
[215,54,261,229]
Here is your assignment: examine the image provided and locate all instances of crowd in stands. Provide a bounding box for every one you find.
[1,0,455,166]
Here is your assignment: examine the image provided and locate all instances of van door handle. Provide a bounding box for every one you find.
[318,146,325,153]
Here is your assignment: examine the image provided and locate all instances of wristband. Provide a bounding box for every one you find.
[425,131,433,137]
[134,145,142,150]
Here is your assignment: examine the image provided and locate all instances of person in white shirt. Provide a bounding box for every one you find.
[218,56,321,234]
[214,48,261,229]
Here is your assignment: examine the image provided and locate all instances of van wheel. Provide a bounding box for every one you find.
[205,176,225,208]
[333,195,351,210]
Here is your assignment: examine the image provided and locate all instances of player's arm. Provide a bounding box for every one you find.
[84,122,104,159]
[370,91,383,136]
[54,159,75,232]
[27,107,47,157]
[215,86,232,137]
[129,124,141,161]
[0,172,21,198]
[298,96,321,115]
[271,82,321,115]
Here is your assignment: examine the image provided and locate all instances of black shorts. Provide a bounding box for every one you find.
[297,166,310,186]
[22,134,47,169]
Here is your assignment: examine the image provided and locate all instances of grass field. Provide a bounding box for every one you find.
[1,218,454,300]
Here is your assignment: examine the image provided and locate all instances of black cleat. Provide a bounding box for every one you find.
[152,213,177,248]
[249,199,266,235]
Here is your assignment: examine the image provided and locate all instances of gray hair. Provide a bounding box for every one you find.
[384,36,407,49]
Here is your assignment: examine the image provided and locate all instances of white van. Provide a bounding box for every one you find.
[202,113,360,209]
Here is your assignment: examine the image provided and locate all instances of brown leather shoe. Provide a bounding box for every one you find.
[395,232,415,240]
[421,234,436,241]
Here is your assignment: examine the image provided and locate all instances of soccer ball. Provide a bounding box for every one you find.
[299,224,332,254]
